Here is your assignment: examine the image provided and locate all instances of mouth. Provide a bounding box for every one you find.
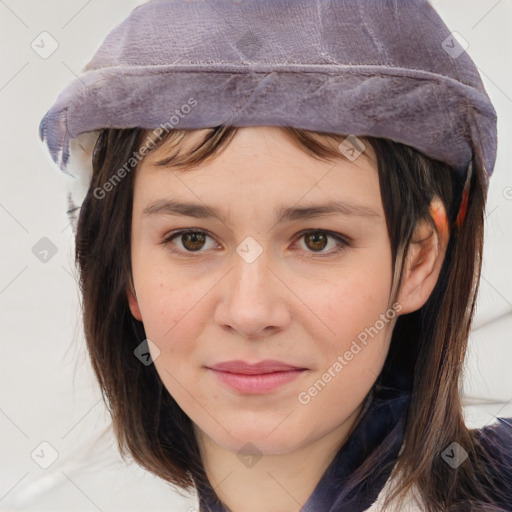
[205,360,309,393]
[207,359,308,374]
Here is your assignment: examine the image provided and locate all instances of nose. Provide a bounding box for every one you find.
[214,249,291,340]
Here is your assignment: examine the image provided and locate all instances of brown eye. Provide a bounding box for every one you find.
[180,231,207,251]
[161,228,349,258]
[304,231,328,251]
[161,229,216,255]
[294,229,350,256]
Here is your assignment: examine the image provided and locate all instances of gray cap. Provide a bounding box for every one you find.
[39,0,497,189]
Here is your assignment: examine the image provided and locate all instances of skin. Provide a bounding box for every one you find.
[128,126,448,512]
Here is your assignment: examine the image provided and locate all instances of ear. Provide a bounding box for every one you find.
[396,197,449,315]
[127,285,143,321]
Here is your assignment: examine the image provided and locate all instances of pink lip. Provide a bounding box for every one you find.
[206,360,308,393]
[208,359,306,374]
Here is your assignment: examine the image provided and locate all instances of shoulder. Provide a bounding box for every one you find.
[363,473,423,512]
[366,418,512,512]
[472,417,512,501]
[473,416,512,457]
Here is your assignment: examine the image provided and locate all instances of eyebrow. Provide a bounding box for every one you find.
[142,198,381,224]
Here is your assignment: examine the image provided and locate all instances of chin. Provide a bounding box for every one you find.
[208,424,305,456]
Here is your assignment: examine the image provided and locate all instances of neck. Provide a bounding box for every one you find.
[194,406,363,512]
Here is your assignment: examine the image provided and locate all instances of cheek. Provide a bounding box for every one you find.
[133,270,197,348]
[293,273,396,433]
[293,265,395,419]
[299,262,393,350]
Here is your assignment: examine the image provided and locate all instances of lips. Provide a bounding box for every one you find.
[207,359,307,374]
[206,360,308,393]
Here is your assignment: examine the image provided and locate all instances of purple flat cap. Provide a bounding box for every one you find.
[39,0,497,185]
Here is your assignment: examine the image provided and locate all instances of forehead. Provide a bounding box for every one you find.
[140,126,377,171]
[133,127,385,228]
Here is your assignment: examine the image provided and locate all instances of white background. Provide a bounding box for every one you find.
[0,1,511,510]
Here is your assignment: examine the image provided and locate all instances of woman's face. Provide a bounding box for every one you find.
[129,126,397,455]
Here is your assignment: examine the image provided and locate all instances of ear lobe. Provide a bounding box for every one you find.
[127,287,143,321]
[397,199,449,315]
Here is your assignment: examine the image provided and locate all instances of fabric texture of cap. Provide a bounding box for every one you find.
[39,0,498,212]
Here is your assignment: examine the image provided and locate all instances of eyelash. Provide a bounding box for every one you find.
[160,228,352,258]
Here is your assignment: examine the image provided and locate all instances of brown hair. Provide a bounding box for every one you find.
[75,125,507,510]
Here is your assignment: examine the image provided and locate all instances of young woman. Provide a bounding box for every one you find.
[39,1,511,511]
